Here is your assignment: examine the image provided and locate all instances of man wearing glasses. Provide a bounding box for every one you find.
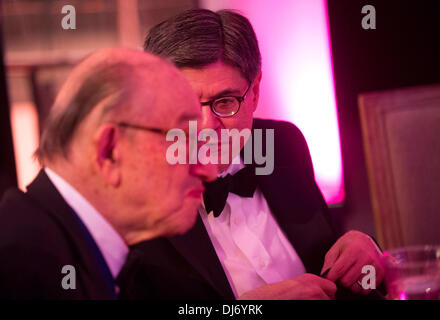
[117,9,385,300]
[0,48,216,299]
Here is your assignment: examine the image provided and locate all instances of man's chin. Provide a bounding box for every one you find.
[172,204,200,235]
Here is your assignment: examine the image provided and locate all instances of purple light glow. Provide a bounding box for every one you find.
[398,291,408,300]
[202,0,344,203]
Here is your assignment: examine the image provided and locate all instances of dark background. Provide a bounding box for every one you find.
[1,0,439,236]
[0,14,17,199]
[327,0,440,235]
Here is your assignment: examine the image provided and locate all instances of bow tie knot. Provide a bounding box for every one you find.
[203,165,257,217]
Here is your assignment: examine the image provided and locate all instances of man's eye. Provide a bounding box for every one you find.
[215,97,235,108]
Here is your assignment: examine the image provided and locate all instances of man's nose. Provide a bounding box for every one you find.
[190,161,217,183]
[200,105,222,131]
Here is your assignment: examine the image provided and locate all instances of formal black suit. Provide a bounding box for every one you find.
[117,118,348,299]
[0,170,116,299]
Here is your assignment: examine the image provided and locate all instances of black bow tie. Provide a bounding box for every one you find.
[203,165,257,217]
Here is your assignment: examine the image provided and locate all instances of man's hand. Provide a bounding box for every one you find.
[238,274,337,300]
[321,230,384,294]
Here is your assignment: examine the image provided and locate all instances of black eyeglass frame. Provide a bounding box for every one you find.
[200,83,252,118]
[116,121,168,135]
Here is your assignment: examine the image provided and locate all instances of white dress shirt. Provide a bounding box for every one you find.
[200,156,306,298]
[45,167,128,280]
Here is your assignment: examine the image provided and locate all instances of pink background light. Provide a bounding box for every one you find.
[202,0,344,203]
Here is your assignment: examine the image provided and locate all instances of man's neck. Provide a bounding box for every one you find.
[45,162,120,237]
[45,162,172,246]
[218,163,231,175]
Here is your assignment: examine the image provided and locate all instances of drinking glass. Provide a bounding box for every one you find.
[383,245,440,300]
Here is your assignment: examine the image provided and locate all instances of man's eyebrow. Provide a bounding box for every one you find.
[206,88,242,100]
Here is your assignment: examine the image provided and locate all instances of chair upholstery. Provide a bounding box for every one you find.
[358,84,440,250]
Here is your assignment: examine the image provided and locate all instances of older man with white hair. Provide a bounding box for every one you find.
[0,48,216,299]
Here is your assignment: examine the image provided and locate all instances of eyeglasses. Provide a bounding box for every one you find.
[116,121,168,135]
[200,83,251,118]
[116,122,194,149]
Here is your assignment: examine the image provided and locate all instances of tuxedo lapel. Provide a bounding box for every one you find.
[257,170,335,275]
[168,215,235,299]
[251,119,337,275]
[26,170,116,299]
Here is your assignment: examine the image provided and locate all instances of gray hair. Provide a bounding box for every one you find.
[144,9,261,84]
[35,61,136,163]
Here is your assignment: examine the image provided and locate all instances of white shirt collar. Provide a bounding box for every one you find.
[45,167,128,279]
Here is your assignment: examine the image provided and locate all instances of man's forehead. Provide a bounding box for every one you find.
[176,111,201,123]
[116,59,202,129]
[180,63,248,99]
[168,105,202,129]
[128,81,200,127]
[122,109,199,130]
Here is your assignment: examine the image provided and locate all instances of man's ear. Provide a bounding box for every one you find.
[93,124,122,187]
[251,70,262,112]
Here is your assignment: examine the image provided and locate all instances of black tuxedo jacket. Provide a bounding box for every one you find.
[0,170,116,299]
[118,119,342,299]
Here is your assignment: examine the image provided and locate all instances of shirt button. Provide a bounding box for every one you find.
[259,260,266,268]
[233,218,239,225]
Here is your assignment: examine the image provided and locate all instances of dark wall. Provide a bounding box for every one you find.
[327,0,440,236]
[0,17,17,198]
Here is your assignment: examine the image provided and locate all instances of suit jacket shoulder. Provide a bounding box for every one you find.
[0,171,116,299]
